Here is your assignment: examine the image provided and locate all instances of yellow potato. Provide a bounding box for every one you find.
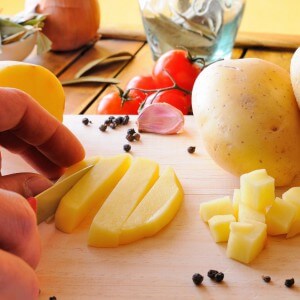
[291,47,300,108]
[192,58,300,186]
[0,61,65,121]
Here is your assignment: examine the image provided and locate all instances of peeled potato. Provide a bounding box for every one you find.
[192,58,300,186]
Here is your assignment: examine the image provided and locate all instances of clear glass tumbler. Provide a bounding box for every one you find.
[138,0,246,62]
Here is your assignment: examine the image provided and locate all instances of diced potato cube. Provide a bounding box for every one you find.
[265,197,297,236]
[282,187,300,238]
[232,189,241,219]
[226,221,267,264]
[240,169,275,211]
[238,202,265,223]
[199,196,234,222]
[208,214,236,243]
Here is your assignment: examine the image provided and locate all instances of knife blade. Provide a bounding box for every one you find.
[35,165,94,224]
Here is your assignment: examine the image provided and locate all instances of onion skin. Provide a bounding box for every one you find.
[37,0,100,51]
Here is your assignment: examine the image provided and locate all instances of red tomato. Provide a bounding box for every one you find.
[144,89,191,115]
[152,49,202,91]
[97,91,140,115]
[125,75,157,102]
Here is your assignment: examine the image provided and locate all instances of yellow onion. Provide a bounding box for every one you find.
[37,0,100,51]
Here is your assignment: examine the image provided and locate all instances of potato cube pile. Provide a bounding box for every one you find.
[199,169,300,264]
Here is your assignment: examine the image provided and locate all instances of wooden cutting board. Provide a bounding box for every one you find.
[3,115,300,299]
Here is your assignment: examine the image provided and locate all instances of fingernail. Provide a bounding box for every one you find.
[24,176,53,197]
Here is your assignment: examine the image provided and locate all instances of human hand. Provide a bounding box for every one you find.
[0,87,85,197]
[0,87,85,299]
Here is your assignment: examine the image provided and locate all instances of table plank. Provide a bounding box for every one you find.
[24,45,93,76]
[85,46,245,114]
[14,115,298,300]
[243,49,294,71]
[58,39,144,115]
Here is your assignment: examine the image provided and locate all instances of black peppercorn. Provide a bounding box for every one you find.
[104,119,111,125]
[109,122,117,129]
[123,144,131,152]
[108,116,115,121]
[285,278,295,288]
[207,270,218,279]
[122,115,130,125]
[127,128,136,135]
[187,146,196,154]
[262,275,271,283]
[99,124,107,132]
[49,297,57,300]
[126,134,135,142]
[133,133,141,141]
[115,116,124,125]
[82,117,91,125]
[214,272,224,283]
[192,273,204,286]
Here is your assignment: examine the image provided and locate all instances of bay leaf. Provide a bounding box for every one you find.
[144,13,214,48]
[2,30,26,44]
[0,18,25,38]
[36,31,52,54]
[74,51,133,79]
[61,76,120,86]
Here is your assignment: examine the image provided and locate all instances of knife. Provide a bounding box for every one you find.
[29,165,94,224]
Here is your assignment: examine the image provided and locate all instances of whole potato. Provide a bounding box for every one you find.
[192,58,300,186]
[291,47,300,108]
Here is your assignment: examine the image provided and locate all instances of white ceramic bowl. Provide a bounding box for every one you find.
[0,32,37,61]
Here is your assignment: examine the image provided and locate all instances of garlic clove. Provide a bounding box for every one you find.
[136,103,184,134]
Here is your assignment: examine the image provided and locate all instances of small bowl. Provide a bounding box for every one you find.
[0,32,37,61]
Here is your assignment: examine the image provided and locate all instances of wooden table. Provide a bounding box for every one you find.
[3,38,300,299]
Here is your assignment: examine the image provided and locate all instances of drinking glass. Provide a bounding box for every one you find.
[138,0,246,62]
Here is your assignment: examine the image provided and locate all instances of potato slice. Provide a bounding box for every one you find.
[57,156,101,183]
[55,154,132,233]
[0,61,65,121]
[88,157,159,248]
[119,167,183,245]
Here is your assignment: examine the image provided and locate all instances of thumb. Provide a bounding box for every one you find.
[0,173,53,198]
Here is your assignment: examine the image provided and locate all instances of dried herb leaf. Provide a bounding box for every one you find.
[0,18,25,37]
[2,30,26,44]
[36,31,52,55]
[74,51,133,79]
[144,13,214,49]
[61,76,120,86]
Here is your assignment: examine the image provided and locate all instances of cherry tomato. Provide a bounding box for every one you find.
[144,89,191,115]
[125,75,157,102]
[97,91,140,115]
[152,49,202,91]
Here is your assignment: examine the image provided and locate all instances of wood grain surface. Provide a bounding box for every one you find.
[3,115,299,299]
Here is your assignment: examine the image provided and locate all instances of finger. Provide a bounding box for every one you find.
[0,189,41,268]
[0,250,39,300]
[0,173,53,198]
[0,131,65,178]
[0,87,85,166]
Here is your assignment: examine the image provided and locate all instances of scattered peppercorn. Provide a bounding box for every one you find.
[122,115,130,125]
[82,117,92,125]
[126,134,135,142]
[262,275,271,283]
[214,272,224,283]
[187,146,196,154]
[192,273,204,286]
[133,133,141,141]
[99,124,107,132]
[127,128,136,135]
[207,270,218,279]
[109,122,117,129]
[285,278,295,288]
[108,116,115,121]
[123,144,131,152]
[115,116,124,125]
[49,297,57,300]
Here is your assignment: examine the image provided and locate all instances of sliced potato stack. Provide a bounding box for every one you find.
[54,155,184,247]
